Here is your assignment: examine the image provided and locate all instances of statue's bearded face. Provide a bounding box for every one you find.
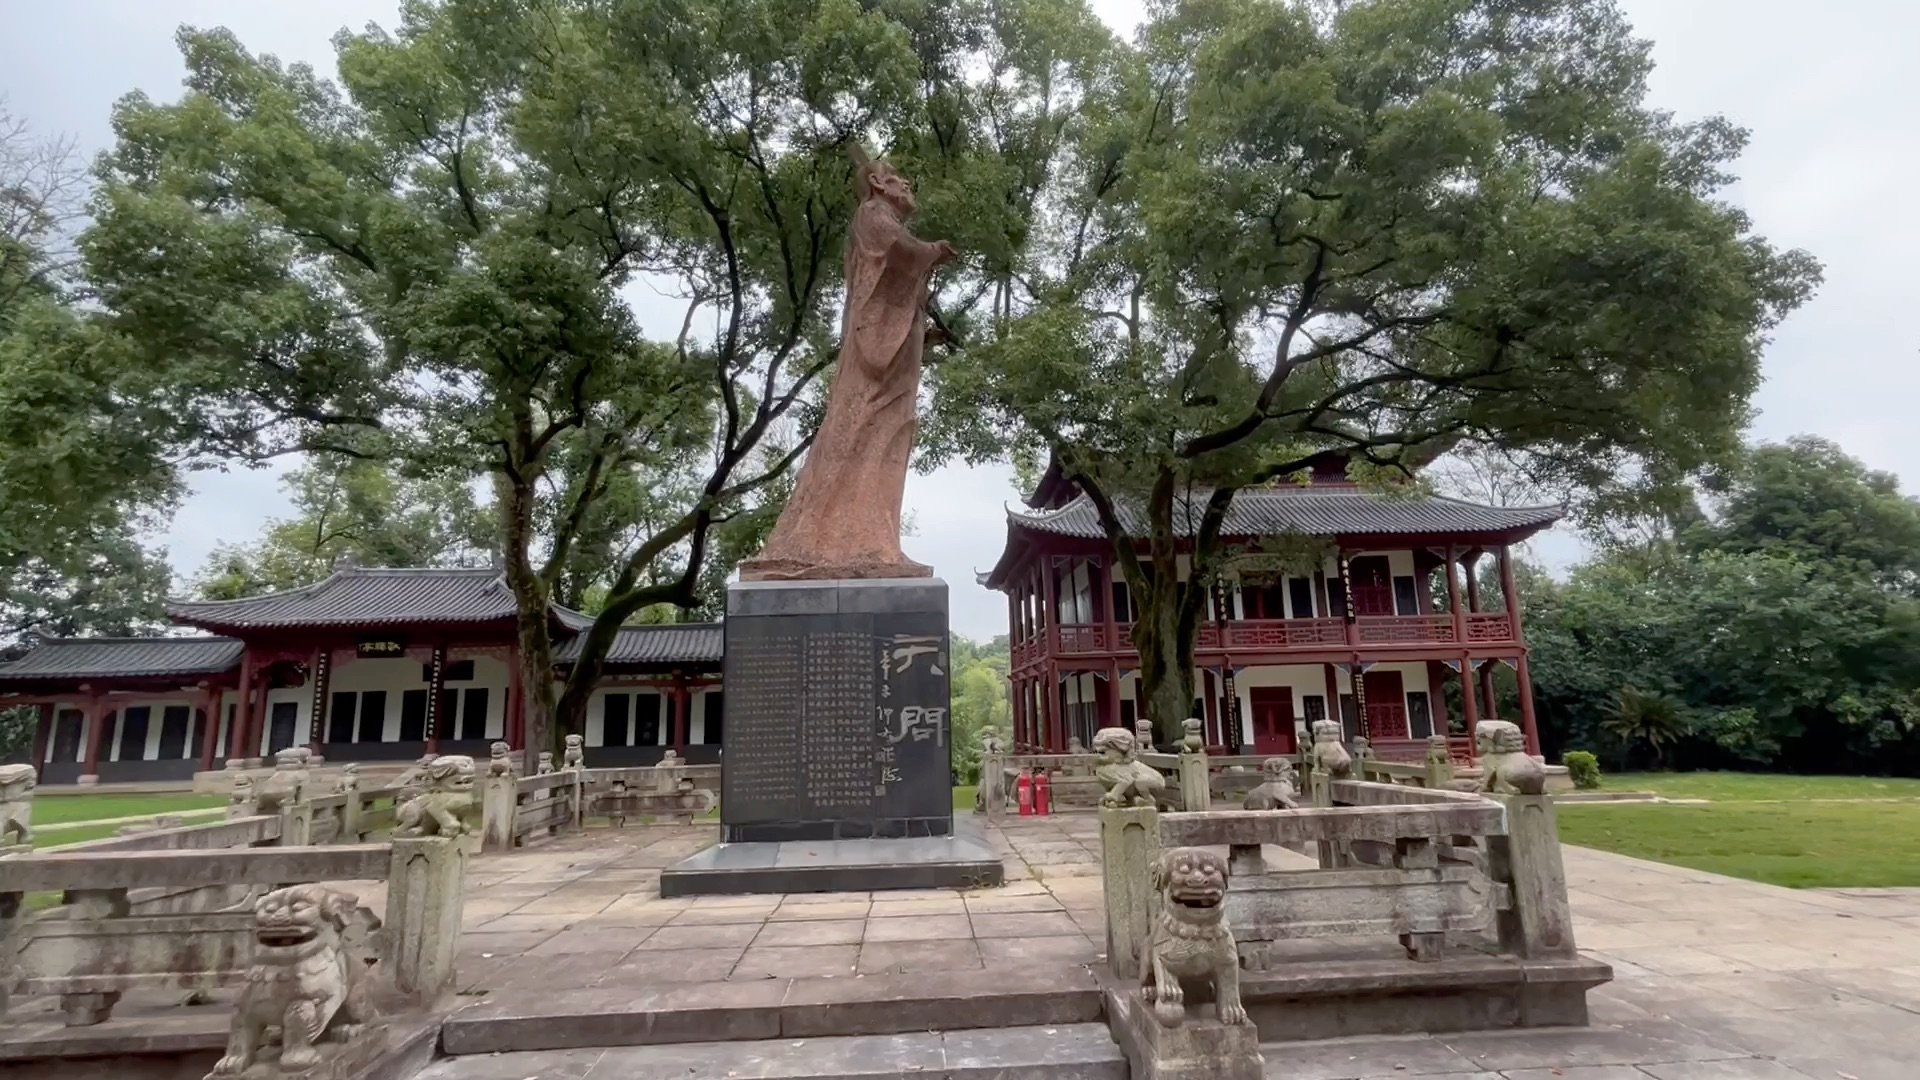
[870,169,916,214]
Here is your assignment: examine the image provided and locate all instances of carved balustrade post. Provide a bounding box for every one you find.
[384,835,467,1002]
[1177,719,1210,812]
[1099,804,1159,981]
[1487,793,1575,960]
[482,742,519,852]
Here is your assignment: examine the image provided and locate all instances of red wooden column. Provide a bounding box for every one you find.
[1040,667,1058,751]
[1104,658,1121,728]
[1041,558,1060,656]
[1200,669,1219,745]
[197,684,222,772]
[1426,661,1452,733]
[1322,663,1341,726]
[1011,678,1024,749]
[672,674,691,751]
[31,702,51,770]
[1098,558,1116,648]
[307,646,331,756]
[1337,551,1360,648]
[1500,544,1543,755]
[79,691,107,784]
[424,642,447,754]
[1514,654,1541,756]
[1459,658,1480,758]
[1444,545,1465,642]
[233,647,256,764]
[505,640,525,750]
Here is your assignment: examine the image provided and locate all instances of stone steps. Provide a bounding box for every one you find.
[439,967,1106,1054]
[415,1023,1126,1080]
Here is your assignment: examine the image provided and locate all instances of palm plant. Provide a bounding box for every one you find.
[1602,688,1692,769]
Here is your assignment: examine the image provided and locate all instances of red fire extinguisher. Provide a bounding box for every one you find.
[1033,769,1053,816]
[1016,770,1035,816]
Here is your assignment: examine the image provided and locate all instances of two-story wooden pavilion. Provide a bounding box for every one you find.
[0,567,724,784]
[981,455,1561,761]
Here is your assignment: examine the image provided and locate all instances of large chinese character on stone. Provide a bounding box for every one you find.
[740,147,956,581]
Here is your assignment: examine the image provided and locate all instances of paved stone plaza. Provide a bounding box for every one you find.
[435,817,1920,1078]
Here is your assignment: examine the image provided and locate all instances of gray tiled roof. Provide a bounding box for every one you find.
[554,624,723,665]
[0,637,243,681]
[1008,486,1564,540]
[167,567,594,631]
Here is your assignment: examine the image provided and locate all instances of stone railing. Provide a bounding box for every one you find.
[1097,773,1598,1079]
[0,835,466,1027]
[479,749,722,851]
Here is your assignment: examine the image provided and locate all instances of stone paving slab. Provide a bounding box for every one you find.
[419,1023,1127,1080]
[438,816,1919,1077]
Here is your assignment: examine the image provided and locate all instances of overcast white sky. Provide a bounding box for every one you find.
[4,1,1913,639]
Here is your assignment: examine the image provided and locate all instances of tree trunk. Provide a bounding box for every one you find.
[499,470,559,770]
[1133,595,1195,750]
[1128,495,1199,749]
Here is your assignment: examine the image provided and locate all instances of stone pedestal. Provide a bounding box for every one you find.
[1107,988,1264,1080]
[665,577,1001,895]
[720,578,954,842]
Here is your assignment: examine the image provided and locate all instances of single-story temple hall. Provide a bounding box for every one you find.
[0,567,725,784]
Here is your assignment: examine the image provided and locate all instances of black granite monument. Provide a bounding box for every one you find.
[659,578,1002,895]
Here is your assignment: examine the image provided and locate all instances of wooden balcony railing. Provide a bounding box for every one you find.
[1355,614,1458,645]
[1013,612,1518,666]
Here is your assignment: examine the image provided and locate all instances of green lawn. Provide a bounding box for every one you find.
[33,822,128,849]
[33,792,226,826]
[954,785,977,810]
[1601,771,1920,802]
[1558,799,1920,889]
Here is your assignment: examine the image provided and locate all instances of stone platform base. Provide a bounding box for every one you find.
[659,828,1002,897]
[1239,950,1612,1041]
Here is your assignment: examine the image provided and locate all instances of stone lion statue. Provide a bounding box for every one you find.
[334,762,360,795]
[537,751,555,775]
[255,748,310,813]
[1179,717,1205,754]
[395,753,438,802]
[210,885,375,1076]
[1142,847,1248,1027]
[1475,720,1545,795]
[1241,757,1298,811]
[1309,719,1352,777]
[393,754,477,837]
[562,734,585,770]
[487,741,515,778]
[1093,726,1164,808]
[0,763,35,846]
[227,774,257,820]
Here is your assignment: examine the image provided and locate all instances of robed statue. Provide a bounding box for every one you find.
[739,148,955,582]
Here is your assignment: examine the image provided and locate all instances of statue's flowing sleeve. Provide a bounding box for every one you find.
[844,201,940,380]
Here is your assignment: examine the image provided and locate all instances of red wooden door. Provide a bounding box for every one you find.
[1348,556,1396,616]
[1361,670,1408,740]
[1248,687,1296,755]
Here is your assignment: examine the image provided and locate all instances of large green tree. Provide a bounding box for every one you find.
[1527,438,1920,773]
[929,0,1820,740]
[85,0,1114,757]
[0,105,176,644]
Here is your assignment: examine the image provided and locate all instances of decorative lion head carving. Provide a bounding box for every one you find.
[425,755,477,792]
[1153,847,1229,928]
[1476,720,1525,756]
[251,884,360,952]
[1092,725,1137,761]
[1311,719,1342,744]
[1261,757,1294,782]
[0,763,35,796]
